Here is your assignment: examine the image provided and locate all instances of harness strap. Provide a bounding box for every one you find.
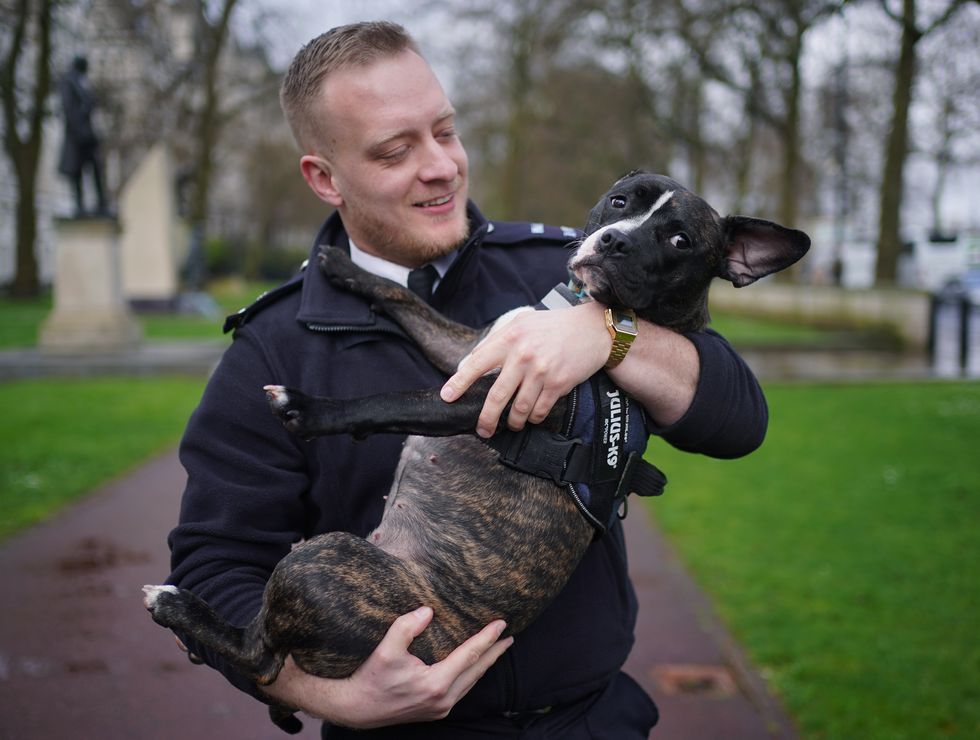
[481,282,669,535]
[486,423,666,496]
[616,451,668,498]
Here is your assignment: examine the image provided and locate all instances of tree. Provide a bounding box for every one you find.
[447,0,599,220]
[682,0,839,229]
[915,6,980,237]
[182,0,241,289]
[873,0,976,283]
[0,0,56,298]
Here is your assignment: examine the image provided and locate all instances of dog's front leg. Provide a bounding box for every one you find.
[265,377,514,440]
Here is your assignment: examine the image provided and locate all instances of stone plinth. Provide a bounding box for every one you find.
[39,217,143,354]
[119,143,186,308]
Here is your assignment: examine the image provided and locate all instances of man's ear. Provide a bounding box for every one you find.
[300,155,343,207]
[719,216,810,287]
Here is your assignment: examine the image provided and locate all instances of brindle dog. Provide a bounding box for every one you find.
[143,172,809,733]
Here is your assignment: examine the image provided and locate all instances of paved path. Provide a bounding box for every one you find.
[0,448,795,739]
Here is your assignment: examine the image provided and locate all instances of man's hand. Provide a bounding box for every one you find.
[260,606,512,729]
[440,300,700,433]
[441,302,610,438]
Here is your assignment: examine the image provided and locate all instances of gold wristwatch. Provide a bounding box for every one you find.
[604,308,638,368]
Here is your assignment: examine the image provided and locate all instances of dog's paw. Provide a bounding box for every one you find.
[318,247,369,291]
[264,385,319,440]
[142,585,188,629]
[318,246,404,306]
[142,584,178,610]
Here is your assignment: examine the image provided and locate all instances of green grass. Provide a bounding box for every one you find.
[709,313,847,347]
[3,275,842,349]
[0,377,205,541]
[0,294,52,348]
[644,381,980,740]
[0,278,277,348]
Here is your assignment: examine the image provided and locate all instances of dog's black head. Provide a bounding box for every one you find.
[569,171,810,332]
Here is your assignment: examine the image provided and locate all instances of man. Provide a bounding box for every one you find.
[168,21,768,738]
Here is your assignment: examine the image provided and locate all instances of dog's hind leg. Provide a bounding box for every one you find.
[318,246,483,374]
[141,585,285,685]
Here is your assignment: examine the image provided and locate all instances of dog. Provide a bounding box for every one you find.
[143,172,809,733]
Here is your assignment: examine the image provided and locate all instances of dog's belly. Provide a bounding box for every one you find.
[254,434,593,681]
[368,434,594,637]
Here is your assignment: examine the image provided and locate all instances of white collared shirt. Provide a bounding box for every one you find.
[348,239,457,292]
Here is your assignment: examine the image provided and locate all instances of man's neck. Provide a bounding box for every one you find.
[348,238,457,289]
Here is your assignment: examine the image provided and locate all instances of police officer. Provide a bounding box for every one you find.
[168,21,768,738]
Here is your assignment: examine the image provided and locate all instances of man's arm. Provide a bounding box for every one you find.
[440,300,766,457]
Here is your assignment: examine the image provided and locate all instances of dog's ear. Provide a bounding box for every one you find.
[719,216,810,287]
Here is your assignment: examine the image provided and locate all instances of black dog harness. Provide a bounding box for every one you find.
[484,284,667,535]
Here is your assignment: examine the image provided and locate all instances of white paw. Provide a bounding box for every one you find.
[142,584,178,609]
[263,385,289,408]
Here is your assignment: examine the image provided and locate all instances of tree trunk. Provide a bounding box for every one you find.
[3,0,53,299]
[778,31,803,231]
[186,0,239,289]
[498,25,533,220]
[875,0,919,285]
[930,98,954,236]
[11,163,40,298]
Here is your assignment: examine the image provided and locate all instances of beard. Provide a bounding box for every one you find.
[343,198,471,268]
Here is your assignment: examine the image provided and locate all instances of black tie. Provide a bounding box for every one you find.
[407,264,438,303]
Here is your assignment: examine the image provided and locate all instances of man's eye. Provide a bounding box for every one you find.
[379,147,409,162]
[610,195,627,208]
[669,233,691,249]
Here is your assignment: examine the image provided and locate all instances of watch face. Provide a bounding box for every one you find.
[617,312,636,331]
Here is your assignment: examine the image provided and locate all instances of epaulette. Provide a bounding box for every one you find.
[484,220,582,245]
[222,268,306,334]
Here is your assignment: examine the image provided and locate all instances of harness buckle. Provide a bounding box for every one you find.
[490,427,582,486]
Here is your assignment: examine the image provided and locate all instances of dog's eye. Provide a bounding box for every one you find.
[669,233,691,250]
[609,195,627,209]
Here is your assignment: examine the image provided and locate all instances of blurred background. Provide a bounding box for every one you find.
[2,0,980,293]
[1,1,979,739]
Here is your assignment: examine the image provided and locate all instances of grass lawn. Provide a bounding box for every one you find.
[2,274,841,349]
[0,377,205,541]
[709,313,857,347]
[645,381,980,740]
[0,278,276,348]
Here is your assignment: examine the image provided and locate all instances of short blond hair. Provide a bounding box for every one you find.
[279,21,421,152]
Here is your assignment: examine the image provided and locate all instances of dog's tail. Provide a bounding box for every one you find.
[142,585,285,685]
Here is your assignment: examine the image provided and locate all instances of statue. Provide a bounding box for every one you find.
[58,55,109,217]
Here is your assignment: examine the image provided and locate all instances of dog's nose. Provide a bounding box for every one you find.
[598,229,629,254]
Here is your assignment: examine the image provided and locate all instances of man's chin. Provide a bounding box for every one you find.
[409,215,470,258]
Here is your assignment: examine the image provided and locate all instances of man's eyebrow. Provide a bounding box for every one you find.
[366,109,457,156]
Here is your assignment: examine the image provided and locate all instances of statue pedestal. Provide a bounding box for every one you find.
[39,217,143,354]
[119,143,186,309]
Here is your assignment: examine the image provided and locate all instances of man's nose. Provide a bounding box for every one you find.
[418,136,459,182]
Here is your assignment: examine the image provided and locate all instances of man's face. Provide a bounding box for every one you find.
[308,50,470,267]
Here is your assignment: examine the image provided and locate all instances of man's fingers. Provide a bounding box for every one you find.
[374,606,433,658]
[447,633,514,700]
[529,386,561,425]
[506,375,544,431]
[441,345,500,403]
[477,365,522,437]
[435,619,508,680]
